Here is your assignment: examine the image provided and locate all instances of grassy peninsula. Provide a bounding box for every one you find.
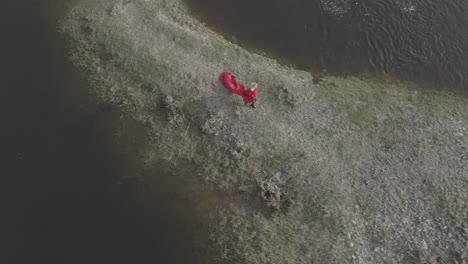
[60,0,468,263]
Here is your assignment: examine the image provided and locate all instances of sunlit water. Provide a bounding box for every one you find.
[185,0,468,94]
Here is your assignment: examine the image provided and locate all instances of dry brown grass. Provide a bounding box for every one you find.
[61,0,468,263]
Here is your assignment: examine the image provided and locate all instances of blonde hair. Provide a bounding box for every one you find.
[249,82,258,89]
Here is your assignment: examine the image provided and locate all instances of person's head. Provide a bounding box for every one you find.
[249,82,257,90]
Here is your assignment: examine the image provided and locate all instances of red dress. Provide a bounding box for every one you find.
[219,72,258,105]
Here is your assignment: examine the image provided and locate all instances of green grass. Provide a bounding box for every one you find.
[318,76,468,128]
[60,0,468,262]
[336,141,344,158]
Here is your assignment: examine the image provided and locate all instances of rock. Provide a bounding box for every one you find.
[257,172,289,210]
[201,112,224,136]
[163,95,184,125]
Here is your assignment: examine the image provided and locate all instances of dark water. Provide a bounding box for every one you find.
[1,1,215,263]
[185,0,468,94]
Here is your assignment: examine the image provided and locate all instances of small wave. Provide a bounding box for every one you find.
[394,0,417,13]
[319,0,353,17]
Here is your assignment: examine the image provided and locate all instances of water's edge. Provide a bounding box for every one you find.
[59,0,468,263]
[184,0,468,96]
[3,1,222,263]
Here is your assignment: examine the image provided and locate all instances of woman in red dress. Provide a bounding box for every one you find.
[219,72,258,108]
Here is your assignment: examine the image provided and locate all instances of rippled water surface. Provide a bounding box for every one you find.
[186,0,468,93]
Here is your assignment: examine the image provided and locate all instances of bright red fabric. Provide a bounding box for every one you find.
[219,72,258,105]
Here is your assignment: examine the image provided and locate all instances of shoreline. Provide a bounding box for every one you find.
[9,0,221,262]
[60,0,468,263]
